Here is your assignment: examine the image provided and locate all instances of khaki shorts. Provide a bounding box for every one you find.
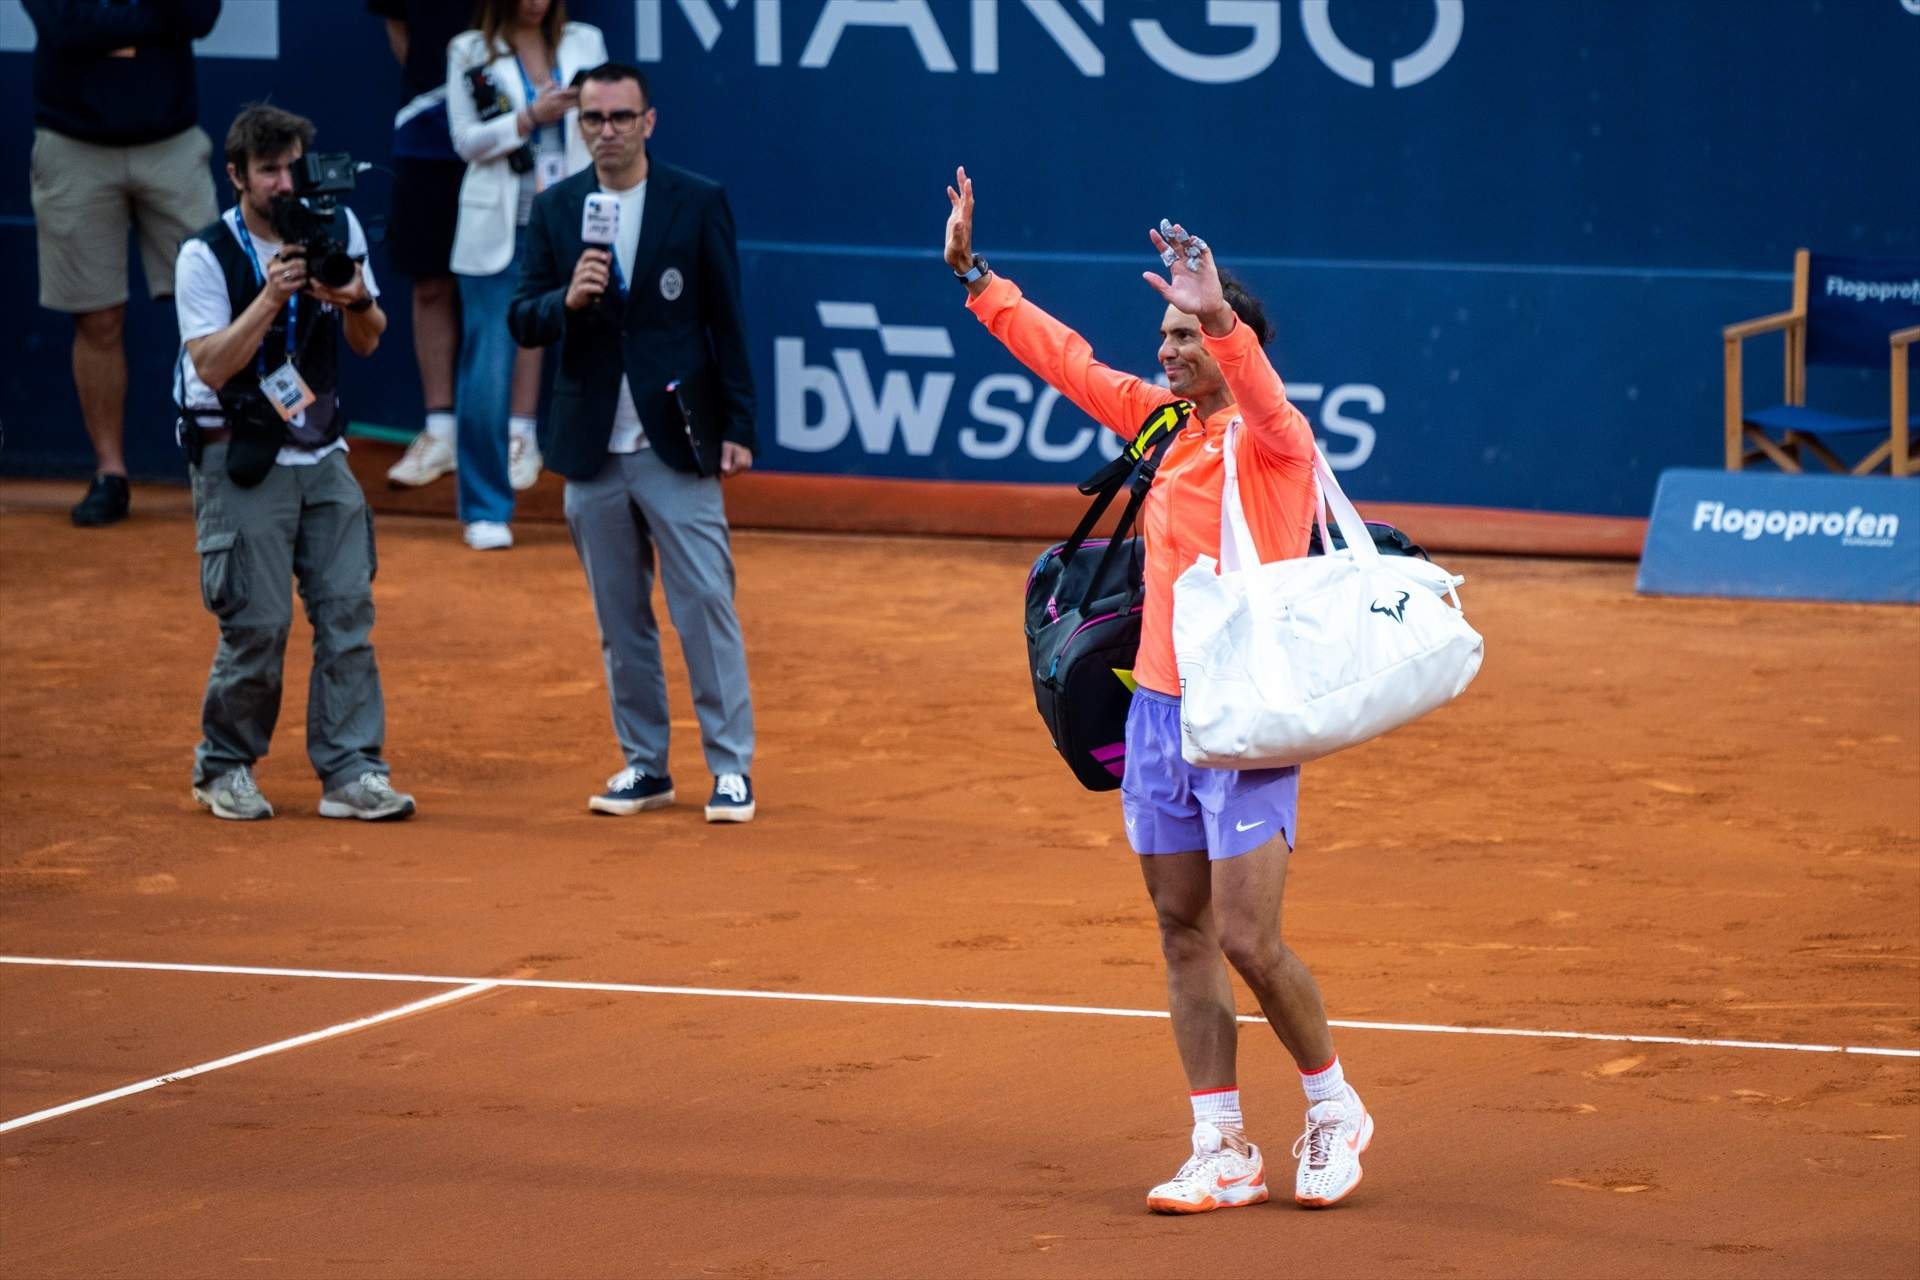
[30,125,219,312]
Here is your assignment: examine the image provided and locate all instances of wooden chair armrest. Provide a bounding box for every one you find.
[1891,325,1920,350]
[1723,310,1801,342]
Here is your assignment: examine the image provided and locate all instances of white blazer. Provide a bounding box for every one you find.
[446,22,608,277]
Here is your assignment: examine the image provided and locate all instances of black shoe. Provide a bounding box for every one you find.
[71,474,130,527]
[589,768,676,815]
[705,773,755,823]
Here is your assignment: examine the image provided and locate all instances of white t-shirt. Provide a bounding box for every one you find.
[173,207,380,467]
[604,178,648,455]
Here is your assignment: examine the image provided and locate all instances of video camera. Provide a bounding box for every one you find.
[268,151,360,290]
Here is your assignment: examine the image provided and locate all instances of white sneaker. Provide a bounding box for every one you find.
[1146,1121,1269,1214]
[463,520,513,551]
[508,434,543,491]
[1293,1089,1373,1207]
[387,430,455,487]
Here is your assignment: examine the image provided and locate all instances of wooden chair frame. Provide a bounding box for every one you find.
[1723,248,1917,477]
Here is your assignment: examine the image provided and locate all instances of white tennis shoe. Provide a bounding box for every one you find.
[1146,1121,1269,1214]
[1293,1088,1373,1207]
[387,430,455,487]
[508,434,543,491]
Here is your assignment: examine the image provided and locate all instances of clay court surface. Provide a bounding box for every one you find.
[1,482,1916,1279]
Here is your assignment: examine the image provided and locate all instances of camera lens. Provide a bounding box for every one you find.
[315,251,357,290]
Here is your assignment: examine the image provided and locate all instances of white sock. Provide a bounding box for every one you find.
[1191,1086,1242,1134]
[424,410,455,442]
[1300,1055,1348,1105]
[509,415,537,441]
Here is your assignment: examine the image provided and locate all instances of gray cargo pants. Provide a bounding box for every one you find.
[189,444,389,792]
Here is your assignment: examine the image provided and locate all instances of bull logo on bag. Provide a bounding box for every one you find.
[1369,590,1411,623]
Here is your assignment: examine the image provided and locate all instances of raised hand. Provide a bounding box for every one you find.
[1142,220,1233,336]
[944,165,976,273]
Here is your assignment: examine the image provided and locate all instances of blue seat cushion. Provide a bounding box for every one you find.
[1744,404,1888,436]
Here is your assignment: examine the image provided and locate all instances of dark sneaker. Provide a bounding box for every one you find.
[590,767,675,815]
[318,772,416,821]
[705,773,755,823]
[192,765,274,821]
[71,474,130,527]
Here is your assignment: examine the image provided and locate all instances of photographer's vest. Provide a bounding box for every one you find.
[191,208,350,450]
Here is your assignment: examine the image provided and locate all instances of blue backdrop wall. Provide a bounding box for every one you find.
[3,0,1914,516]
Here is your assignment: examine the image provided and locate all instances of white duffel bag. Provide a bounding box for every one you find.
[1172,424,1484,769]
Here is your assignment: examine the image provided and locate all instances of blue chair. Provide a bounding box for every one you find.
[1724,250,1919,477]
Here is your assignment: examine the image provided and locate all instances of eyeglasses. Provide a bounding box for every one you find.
[580,110,643,134]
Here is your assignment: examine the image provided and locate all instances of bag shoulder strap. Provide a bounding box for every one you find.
[1219,421,1378,573]
[1058,400,1190,566]
[1069,401,1189,606]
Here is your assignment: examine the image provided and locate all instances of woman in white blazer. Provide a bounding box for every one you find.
[442,0,605,550]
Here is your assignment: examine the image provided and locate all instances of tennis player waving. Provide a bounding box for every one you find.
[946,167,1373,1211]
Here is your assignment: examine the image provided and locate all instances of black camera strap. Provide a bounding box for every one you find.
[227,208,302,377]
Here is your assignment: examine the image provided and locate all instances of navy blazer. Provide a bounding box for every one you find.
[508,162,757,479]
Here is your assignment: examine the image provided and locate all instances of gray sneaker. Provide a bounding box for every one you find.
[318,772,416,821]
[192,766,274,821]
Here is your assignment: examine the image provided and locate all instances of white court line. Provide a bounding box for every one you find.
[0,980,495,1135]
[5,955,1917,1060]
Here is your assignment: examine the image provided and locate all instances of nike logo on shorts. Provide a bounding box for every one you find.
[1235,819,1265,833]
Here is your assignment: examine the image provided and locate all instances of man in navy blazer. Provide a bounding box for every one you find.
[509,62,758,823]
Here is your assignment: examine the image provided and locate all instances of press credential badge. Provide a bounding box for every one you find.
[261,361,316,422]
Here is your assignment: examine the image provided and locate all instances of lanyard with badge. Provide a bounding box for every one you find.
[515,55,569,192]
[229,208,317,422]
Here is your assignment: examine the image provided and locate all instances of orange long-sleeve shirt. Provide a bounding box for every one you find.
[968,273,1317,696]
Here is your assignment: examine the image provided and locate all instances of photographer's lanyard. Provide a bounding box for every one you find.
[227,208,296,377]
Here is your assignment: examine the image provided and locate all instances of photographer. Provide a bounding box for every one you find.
[171,104,415,823]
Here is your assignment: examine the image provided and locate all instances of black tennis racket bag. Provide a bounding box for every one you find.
[1025,401,1188,791]
[1308,519,1430,560]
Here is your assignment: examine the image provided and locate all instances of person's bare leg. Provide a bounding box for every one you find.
[73,305,128,475]
[509,345,543,420]
[1140,850,1239,1093]
[412,276,457,413]
[1209,836,1336,1070]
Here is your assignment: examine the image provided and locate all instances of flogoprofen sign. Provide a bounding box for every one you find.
[1637,469,1920,605]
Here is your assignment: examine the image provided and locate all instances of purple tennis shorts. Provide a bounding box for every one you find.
[1120,688,1298,859]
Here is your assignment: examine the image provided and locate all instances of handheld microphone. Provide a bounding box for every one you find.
[581,193,620,307]
[582,192,619,250]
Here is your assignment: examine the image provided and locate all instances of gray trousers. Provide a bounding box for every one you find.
[189,444,388,791]
[563,449,754,779]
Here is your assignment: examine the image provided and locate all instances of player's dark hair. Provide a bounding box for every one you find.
[1219,270,1274,347]
[224,104,315,177]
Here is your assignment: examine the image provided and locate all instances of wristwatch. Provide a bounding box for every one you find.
[344,295,374,313]
[953,254,991,284]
